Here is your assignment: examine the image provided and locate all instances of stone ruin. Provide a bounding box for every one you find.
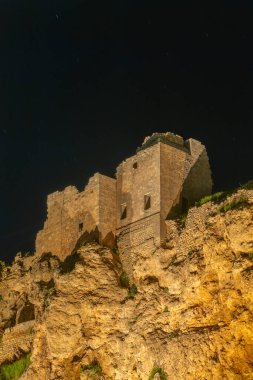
[36,132,212,259]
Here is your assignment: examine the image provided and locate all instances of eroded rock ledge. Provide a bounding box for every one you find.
[0,189,253,380]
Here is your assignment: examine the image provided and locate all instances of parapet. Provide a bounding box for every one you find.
[137,132,190,153]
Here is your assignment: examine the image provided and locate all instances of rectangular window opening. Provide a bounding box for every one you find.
[120,203,127,219]
[79,222,83,232]
[144,194,151,210]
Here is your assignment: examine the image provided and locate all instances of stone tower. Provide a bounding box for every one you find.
[116,132,212,250]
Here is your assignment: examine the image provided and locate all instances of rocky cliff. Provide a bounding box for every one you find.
[0,188,252,380]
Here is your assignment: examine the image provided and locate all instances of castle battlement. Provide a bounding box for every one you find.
[36,132,212,259]
[137,132,190,153]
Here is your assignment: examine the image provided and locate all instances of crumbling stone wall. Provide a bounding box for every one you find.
[181,139,213,207]
[35,132,212,260]
[159,141,188,240]
[0,320,34,365]
[97,174,117,245]
[160,138,212,241]
[165,188,252,258]
[165,203,212,257]
[36,173,116,259]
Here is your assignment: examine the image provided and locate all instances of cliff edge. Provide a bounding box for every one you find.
[0,188,252,379]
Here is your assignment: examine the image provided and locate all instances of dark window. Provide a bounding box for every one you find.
[79,222,83,232]
[120,203,127,219]
[144,194,151,210]
[133,162,138,169]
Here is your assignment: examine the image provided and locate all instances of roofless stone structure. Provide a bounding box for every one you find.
[36,132,212,259]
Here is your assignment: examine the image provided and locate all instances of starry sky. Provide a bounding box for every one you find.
[1,0,252,262]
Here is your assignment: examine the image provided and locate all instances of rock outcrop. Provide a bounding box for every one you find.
[0,189,253,379]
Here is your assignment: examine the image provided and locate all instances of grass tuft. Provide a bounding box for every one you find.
[119,272,130,288]
[148,367,168,380]
[43,282,56,307]
[126,284,138,300]
[80,360,102,375]
[0,261,6,272]
[240,179,253,190]
[219,196,248,213]
[177,213,187,228]
[0,353,31,380]
[195,179,252,208]
[195,191,232,207]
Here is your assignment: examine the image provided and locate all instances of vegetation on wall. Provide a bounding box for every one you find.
[177,213,187,228]
[42,279,56,308]
[240,179,253,190]
[80,360,102,375]
[0,261,6,272]
[172,179,252,230]
[195,191,231,207]
[148,367,168,380]
[119,272,138,300]
[0,353,31,380]
[0,260,9,280]
[195,179,252,207]
[219,196,249,213]
[119,272,130,288]
[126,284,138,300]
[188,248,199,258]
[111,245,119,256]
[171,178,252,230]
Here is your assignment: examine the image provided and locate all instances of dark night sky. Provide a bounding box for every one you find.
[0,0,252,262]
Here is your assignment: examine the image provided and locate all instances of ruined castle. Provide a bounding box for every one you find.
[36,132,212,259]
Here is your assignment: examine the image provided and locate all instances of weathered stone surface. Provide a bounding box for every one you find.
[36,173,116,260]
[35,132,212,261]
[116,136,212,248]
[0,189,252,379]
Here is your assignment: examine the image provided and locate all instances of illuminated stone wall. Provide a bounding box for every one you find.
[36,173,116,259]
[35,132,212,260]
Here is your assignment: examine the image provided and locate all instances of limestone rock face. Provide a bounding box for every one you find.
[0,189,253,380]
